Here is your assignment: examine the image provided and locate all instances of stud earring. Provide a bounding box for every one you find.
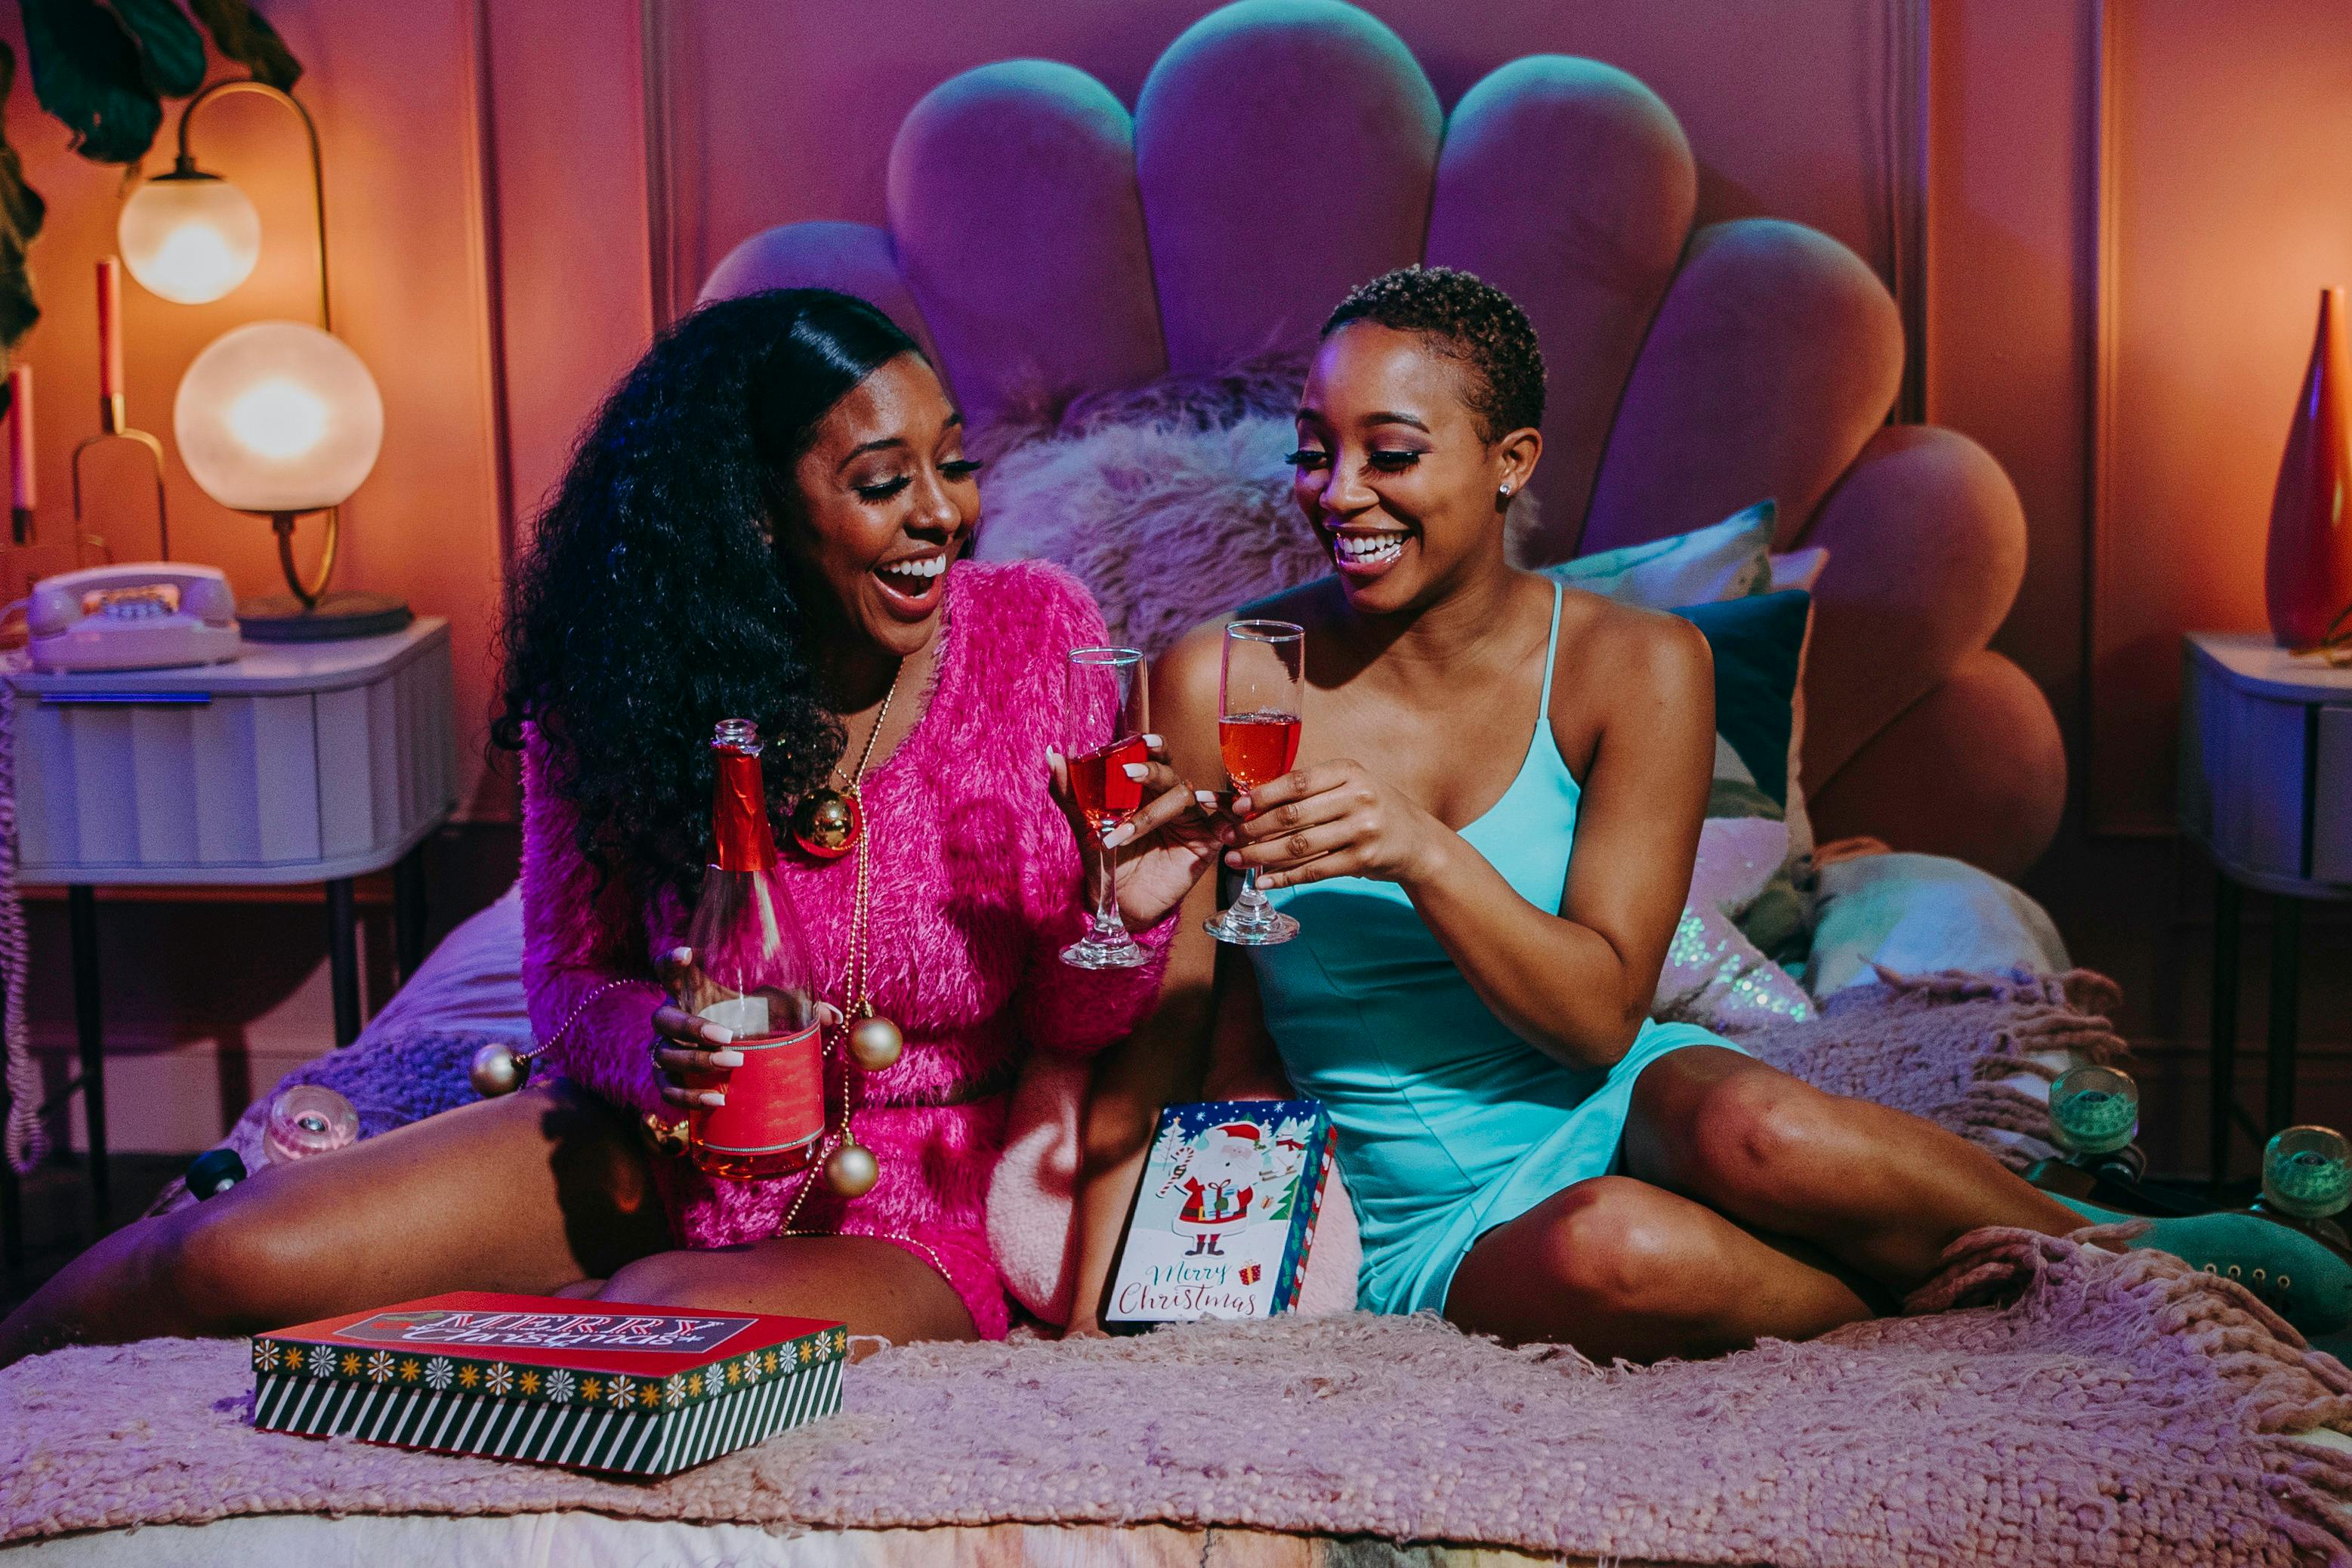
[1498,483,1514,502]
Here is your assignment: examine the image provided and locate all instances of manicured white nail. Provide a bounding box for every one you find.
[1122,763,1148,779]
[1045,746,1062,765]
[1195,791,1218,807]
[697,1091,727,1107]
[708,1049,745,1068]
[1103,825,1132,848]
[1144,733,1163,748]
[667,946,693,965]
[699,1023,735,1046]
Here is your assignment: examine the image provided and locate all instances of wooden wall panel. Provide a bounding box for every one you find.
[482,0,656,541]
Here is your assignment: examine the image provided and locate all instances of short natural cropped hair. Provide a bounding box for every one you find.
[1321,265,1546,443]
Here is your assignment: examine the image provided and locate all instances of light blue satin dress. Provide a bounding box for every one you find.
[1250,582,1742,1316]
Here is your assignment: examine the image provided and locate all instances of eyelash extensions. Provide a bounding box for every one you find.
[855,456,984,502]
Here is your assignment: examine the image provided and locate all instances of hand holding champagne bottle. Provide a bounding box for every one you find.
[648,719,840,1180]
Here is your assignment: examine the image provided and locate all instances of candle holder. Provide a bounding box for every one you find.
[70,258,168,562]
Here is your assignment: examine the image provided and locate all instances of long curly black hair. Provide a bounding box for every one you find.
[494,288,926,901]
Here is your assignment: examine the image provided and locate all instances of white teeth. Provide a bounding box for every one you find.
[1334,533,1406,567]
[878,554,946,586]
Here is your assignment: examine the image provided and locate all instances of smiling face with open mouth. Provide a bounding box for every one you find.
[1292,321,1533,615]
[782,352,980,661]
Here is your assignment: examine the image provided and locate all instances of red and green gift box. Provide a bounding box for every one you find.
[250,1291,846,1475]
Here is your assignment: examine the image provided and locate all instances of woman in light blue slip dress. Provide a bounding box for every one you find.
[1067,266,2344,1357]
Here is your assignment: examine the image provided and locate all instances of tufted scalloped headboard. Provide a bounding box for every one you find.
[696,0,2065,880]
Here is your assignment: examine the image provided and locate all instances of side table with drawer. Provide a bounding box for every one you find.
[6,618,457,1236]
[2178,631,2352,1187]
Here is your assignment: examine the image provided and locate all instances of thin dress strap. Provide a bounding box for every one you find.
[1536,579,1563,718]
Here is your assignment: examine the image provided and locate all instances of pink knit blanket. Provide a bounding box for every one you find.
[23,968,2328,1560]
[4,1228,2349,1563]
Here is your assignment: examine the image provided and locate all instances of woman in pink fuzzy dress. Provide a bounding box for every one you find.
[0,290,1216,1363]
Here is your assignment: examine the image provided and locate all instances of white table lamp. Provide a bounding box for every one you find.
[174,319,406,640]
[116,173,263,305]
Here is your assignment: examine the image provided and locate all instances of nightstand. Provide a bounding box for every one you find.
[5,619,457,1231]
[2178,632,2352,1186]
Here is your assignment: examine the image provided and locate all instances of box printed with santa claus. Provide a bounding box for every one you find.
[1104,1100,1336,1326]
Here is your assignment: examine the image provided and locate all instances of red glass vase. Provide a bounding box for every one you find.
[2267,287,2352,650]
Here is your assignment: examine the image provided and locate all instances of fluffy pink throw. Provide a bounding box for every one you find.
[5,1229,2350,1563]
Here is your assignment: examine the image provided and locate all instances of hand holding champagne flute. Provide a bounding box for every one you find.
[1059,647,1153,968]
[1205,619,1304,946]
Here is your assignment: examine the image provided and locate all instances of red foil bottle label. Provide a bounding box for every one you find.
[688,1023,823,1156]
[711,749,779,873]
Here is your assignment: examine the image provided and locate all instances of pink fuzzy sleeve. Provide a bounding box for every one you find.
[997,564,1174,1056]
[519,726,668,1118]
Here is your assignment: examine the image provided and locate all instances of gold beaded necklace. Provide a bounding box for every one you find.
[784,662,906,1216]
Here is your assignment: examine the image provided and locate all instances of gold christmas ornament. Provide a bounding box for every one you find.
[847,1014,903,1073]
[791,787,860,860]
[823,1136,880,1198]
[641,1113,691,1159]
[468,1041,530,1097]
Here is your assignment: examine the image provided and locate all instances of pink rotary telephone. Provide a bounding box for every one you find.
[26,562,241,672]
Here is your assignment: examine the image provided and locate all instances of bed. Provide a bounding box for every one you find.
[8,4,2347,1561]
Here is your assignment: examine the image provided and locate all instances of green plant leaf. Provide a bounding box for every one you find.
[187,0,300,91]
[19,0,163,164]
[106,0,206,98]
[0,42,44,357]
[0,215,41,353]
[0,42,50,246]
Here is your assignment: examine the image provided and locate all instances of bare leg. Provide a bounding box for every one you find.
[598,1236,977,1349]
[0,1080,667,1367]
[1623,1046,2083,1294]
[1445,1174,1875,1360]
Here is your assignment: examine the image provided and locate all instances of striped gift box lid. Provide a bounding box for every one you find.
[251,1291,847,1475]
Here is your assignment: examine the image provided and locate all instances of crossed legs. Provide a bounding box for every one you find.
[1446,1046,2084,1360]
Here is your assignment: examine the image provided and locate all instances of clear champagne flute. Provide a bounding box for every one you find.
[1205,619,1304,946]
[1061,646,1151,969]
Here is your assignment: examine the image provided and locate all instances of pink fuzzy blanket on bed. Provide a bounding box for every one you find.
[19,967,2343,1560]
[5,1227,2349,1563]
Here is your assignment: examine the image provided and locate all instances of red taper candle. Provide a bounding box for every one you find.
[95,256,123,417]
[8,362,33,519]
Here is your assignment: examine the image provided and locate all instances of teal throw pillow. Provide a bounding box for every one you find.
[1671,589,1810,811]
[1545,499,1777,607]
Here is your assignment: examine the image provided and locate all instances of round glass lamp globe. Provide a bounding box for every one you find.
[174,322,383,514]
[117,174,263,304]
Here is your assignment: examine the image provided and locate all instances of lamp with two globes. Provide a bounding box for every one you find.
[116,79,406,640]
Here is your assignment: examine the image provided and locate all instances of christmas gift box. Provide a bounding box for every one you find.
[252,1292,847,1475]
[1104,1100,1336,1328]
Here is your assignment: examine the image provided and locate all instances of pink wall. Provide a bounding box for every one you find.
[2092,0,2352,832]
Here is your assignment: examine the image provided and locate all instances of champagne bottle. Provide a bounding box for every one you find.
[680,718,824,1180]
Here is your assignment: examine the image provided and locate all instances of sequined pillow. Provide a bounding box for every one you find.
[1652,816,1816,1032]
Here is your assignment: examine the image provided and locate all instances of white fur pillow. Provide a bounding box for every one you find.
[974,414,1325,655]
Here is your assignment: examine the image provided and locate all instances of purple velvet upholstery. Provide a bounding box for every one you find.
[1426,57,1696,560]
[699,0,2066,877]
[1137,0,1441,372]
[887,62,1165,430]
